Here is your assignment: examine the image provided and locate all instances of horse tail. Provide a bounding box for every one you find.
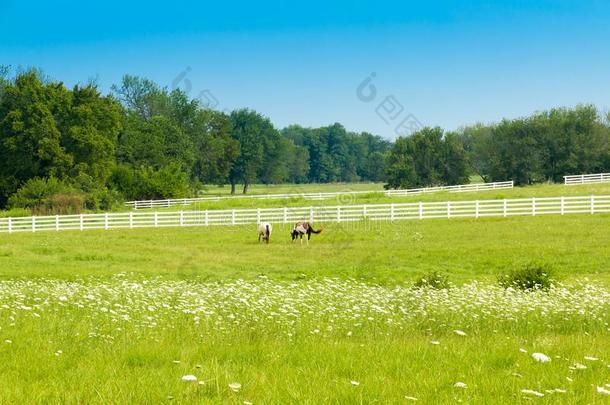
[266,224,270,238]
[310,227,322,234]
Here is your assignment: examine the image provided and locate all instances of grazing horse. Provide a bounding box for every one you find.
[291,221,322,245]
[257,223,272,243]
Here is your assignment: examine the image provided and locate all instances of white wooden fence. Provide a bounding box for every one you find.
[1,195,607,234]
[564,173,610,185]
[125,181,514,209]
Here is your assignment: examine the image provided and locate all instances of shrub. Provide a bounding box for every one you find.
[8,177,67,209]
[85,188,122,211]
[8,178,85,215]
[134,164,192,199]
[414,271,450,289]
[0,207,31,218]
[498,263,554,290]
[41,192,85,215]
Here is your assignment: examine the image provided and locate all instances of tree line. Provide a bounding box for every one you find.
[1,67,609,213]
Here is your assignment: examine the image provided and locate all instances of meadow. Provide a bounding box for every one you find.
[134,182,610,212]
[1,182,610,403]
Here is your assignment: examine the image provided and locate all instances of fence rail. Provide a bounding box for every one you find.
[564,173,610,185]
[124,181,514,209]
[1,194,608,234]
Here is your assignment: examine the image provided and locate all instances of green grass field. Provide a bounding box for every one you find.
[1,182,610,403]
[137,182,610,212]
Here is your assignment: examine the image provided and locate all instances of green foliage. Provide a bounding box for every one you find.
[283,124,390,183]
[133,164,192,199]
[464,105,610,185]
[2,70,610,208]
[8,177,70,209]
[414,271,450,289]
[0,71,121,206]
[229,109,285,193]
[498,263,555,290]
[385,127,469,189]
[0,207,30,218]
[8,177,85,215]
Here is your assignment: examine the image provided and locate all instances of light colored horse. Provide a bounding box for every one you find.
[257,223,272,243]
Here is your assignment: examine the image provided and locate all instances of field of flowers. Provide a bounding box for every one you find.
[1,275,609,403]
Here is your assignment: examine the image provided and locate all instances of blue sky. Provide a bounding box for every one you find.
[1,0,609,138]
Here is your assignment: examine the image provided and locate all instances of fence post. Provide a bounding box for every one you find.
[560,196,565,215]
[283,207,288,224]
[79,214,84,231]
[475,200,479,218]
[390,203,395,221]
[591,195,595,214]
[337,206,341,223]
[104,213,109,230]
[154,212,158,227]
[205,210,209,226]
[232,209,236,225]
[179,211,184,227]
[8,217,12,234]
[419,202,423,219]
[32,216,36,233]
[503,199,507,217]
[447,201,451,219]
[256,208,261,224]
[309,207,314,222]
[56,214,60,231]
[363,204,367,218]
[129,212,133,229]
[532,197,536,216]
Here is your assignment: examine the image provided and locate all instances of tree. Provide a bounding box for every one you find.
[229,109,285,193]
[0,71,121,207]
[190,109,239,185]
[385,137,417,189]
[385,127,469,189]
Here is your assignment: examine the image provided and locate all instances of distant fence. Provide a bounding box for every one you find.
[1,194,607,234]
[564,173,610,185]
[124,181,514,209]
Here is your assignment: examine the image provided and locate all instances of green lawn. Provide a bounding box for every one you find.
[1,212,609,284]
[136,182,610,212]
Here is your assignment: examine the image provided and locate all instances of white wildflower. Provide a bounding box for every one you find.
[521,389,544,397]
[597,386,610,395]
[181,375,197,382]
[229,382,242,392]
[532,352,551,363]
[453,382,467,389]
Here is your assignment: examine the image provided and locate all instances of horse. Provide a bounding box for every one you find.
[291,221,322,245]
[257,223,272,243]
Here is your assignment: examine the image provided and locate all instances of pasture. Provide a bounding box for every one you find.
[132,182,610,212]
[1,183,610,403]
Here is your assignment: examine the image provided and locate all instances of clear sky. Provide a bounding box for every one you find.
[1,0,609,139]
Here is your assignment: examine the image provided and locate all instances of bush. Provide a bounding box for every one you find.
[41,192,85,215]
[498,263,554,291]
[8,178,85,215]
[8,177,67,209]
[134,164,192,199]
[0,207,31,218]
[85,188,122,211]
[414,271,450,289]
